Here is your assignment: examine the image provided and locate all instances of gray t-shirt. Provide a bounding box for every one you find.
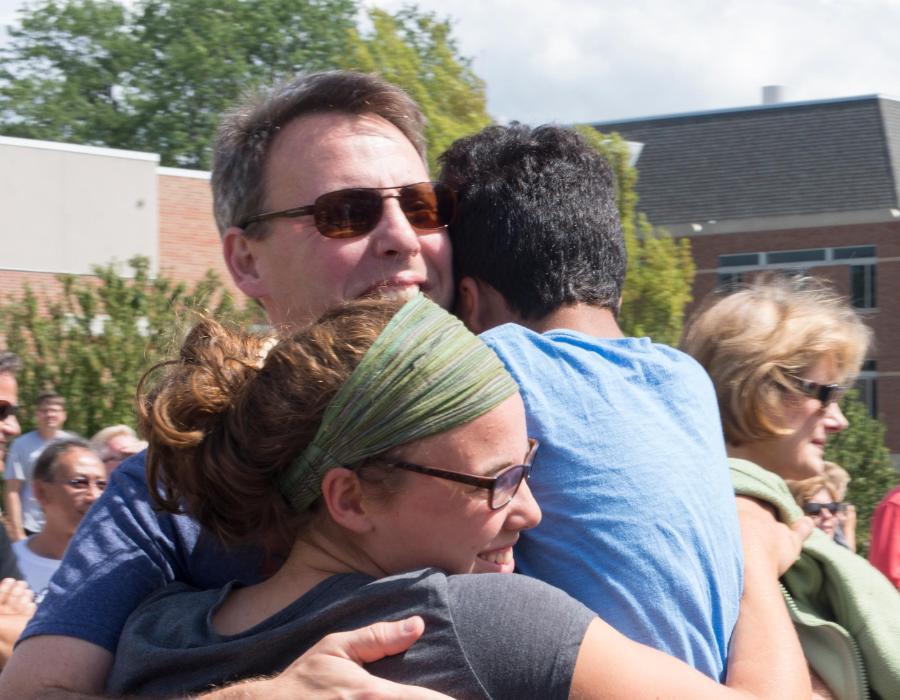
[107,567,594,699]
[5,430,75,532]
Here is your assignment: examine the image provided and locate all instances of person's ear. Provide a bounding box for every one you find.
[222,227,268,300]
[32,480,50,508]
[320,468,375,534]
[456,277,487,334]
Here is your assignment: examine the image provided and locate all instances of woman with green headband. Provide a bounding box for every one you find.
[108,294,809,698]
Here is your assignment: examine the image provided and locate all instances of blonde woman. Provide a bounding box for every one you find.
[682,275,900,700]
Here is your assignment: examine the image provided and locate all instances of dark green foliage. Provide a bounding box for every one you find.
[576,126,696,346]
[825,390,899,556]
[0,257,257,438]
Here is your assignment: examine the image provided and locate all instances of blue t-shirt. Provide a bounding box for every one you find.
[20,453,267,652]
[482,324,744,681]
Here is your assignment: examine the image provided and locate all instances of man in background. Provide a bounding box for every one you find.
[0,353,38,667]
[4,392,76,540]
[89,425,147,475]
[12,438,106,601]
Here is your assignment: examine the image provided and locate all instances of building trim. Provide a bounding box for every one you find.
[593,93,900,128]
[157,166,210,180]
[0,135,160,162]
[664,208,900,237]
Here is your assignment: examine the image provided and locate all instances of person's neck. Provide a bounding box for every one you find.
[37,427,59,441]
[26,528,68,560]
[213,526,382,636]
[520,303,624,339]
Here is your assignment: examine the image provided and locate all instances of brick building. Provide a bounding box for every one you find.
[0,135,236,303]
[594,94,900,459]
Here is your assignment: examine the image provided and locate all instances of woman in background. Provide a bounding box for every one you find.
[682,275,900,700]
[787,476,841,540]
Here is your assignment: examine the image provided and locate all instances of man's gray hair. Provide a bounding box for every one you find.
[211,70,427,237]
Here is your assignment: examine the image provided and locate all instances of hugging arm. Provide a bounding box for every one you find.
[0,618,451,700]
[569,496,812,699]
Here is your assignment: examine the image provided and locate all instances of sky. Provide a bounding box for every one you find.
[2,0,900,125]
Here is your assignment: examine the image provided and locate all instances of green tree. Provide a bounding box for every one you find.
[0,257,256,438]
[0,1,490,172]
[343,7,492,172]
[0,0,358,167]
[576,126,696,346]
[825,390,899,556]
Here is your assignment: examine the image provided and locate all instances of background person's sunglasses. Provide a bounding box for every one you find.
[784,375,847,407]
[803,502,845,516]
[0,400,18,421]
[240,182,457,239]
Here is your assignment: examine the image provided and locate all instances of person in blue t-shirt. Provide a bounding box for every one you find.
[439,123,744,680]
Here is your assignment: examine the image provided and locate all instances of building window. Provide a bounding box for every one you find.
[765,248,827,265]
[834,245,876,260]
[850,264,876,309]
[855,360,878,418]
[717,271,744,290]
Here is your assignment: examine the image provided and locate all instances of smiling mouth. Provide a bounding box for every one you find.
[478,547,514,566]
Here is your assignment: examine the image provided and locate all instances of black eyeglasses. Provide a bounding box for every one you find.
[783,375,848,407]
[383,439,539,510]
[803,501,845,516]
[239,182,457,239]
[0,400,18,421]
[56,476,108,492]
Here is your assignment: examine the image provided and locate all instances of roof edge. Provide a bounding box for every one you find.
[592,94,900,128]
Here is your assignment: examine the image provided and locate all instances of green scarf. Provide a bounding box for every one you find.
[279,294,519,512]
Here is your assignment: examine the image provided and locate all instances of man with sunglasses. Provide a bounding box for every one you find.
[2,71,454,700]
[11,439,106,602]
[0,352,40,670]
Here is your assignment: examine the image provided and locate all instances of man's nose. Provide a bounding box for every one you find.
[371,196,422,258]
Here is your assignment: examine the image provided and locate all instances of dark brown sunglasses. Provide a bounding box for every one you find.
[240,181,457,239]
[0,400,18,421]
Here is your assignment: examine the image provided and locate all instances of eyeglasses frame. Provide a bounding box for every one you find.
[380,438,539,510]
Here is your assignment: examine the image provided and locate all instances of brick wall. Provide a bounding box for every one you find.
[157,173,242,298]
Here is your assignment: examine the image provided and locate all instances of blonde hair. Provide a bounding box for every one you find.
[787,475,839,508]
[681,275,871,445]
[823,461,851,500]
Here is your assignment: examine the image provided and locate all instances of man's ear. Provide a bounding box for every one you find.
[32,480,50,508]
[456,277,517,334]
[456,276,484,333]
[320,468,374,534]
[222,227,268,300]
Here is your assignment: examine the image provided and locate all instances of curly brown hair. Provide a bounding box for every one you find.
[138,298,404,546]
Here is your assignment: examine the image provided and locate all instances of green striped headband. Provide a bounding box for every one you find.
[278,294,519,512]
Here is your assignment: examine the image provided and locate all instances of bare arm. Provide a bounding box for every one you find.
[0,618,451,700]
[0,578,35,667]
[570,497,811,699]
[3,480,25,541]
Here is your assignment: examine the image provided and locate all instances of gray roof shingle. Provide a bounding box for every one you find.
[592,96,900,226]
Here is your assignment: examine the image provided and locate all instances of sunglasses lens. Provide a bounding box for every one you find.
[398,183,456,230]
[0,402,16,421]
[315,189,384,239]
